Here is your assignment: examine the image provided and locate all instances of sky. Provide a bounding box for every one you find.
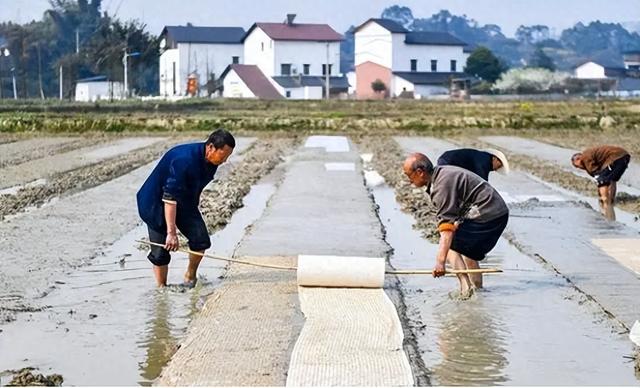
[1,0,639,37]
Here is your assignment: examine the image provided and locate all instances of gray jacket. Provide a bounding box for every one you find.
[428,165,508,228]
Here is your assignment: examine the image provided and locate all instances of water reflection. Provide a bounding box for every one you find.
[432,296,509,386]
[138,291,177,385]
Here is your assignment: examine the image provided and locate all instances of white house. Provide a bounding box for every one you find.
[159,26,245,97]
[354,18,471,99]
[75,76,124,102]
[225,14,348,99]
[574,60,640,96]
[220,64,283,99]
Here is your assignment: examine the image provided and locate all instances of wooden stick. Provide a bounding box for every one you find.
[136,240,297,271]
[136,240,503,276]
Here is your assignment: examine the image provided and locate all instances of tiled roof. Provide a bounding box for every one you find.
[404,31,466,46]
[354,18,408,33]
[162,26,245,44]
[223,64,283,99]
[393,71,470,85]
[246,22,342,41]
[272,75,350,89]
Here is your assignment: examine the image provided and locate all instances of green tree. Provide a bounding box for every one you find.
[465,46,506,83]
[529,45,555,71]
[371,79,387,94]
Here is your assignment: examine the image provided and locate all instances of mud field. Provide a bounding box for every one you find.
[1,132,639,385]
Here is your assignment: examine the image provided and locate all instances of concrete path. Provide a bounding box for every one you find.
[395,137,640,331]
[480,136,640,195]
[157,137,400,386]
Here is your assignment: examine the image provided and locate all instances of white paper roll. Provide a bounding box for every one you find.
[297,255,386,288]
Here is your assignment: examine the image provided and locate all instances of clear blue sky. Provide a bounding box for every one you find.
[1,0,639,37]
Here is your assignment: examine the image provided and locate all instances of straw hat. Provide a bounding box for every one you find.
[484,148,510,175]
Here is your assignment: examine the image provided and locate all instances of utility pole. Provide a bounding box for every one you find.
[76,28,80,54]
[325,41,330,100]
[59,65,63,100]
[11,67,16,99]
[123,49,141,98]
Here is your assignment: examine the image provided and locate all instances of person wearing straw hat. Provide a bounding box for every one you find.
[403,152,509,297]
[437,148,509,181]
[137,129,235,288]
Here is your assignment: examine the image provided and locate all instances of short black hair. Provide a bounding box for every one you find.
[206,128,235,149]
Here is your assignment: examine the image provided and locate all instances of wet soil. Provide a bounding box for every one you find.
[462,137,640,217]
[199,137,299,233]
[367,171,639,385]
[355,136,439,242]
[0,139,177,220]
[3,368,63,386]
[533,129,640,161]
[0,137,92,169]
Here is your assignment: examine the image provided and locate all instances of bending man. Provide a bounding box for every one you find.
[137,129,235,287]
[437,148,509,181]
[403,153,509,295]
[571,145,630,220]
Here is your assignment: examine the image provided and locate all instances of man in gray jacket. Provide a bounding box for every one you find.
[403,152,509,295]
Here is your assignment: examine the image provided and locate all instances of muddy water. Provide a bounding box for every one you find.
[0,183,276,386]
[366,171,639,385]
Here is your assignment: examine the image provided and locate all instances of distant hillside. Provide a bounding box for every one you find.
[340,5,640,73]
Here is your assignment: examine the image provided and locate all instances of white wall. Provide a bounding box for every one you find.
[392,38,466,72]
[222,69,256,98]
[415,84,448,97]
[391,75,414,97]
[244,27,275,77]
[75,82,124,102]
[575,62,606,79]
[173,42,243,95]
[354,21,393,68]
[274,41,340,76]
[159,48,180,96]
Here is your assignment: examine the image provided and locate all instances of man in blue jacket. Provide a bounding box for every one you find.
[137,129,235,287]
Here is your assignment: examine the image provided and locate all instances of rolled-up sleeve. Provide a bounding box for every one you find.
[162,158,190,204]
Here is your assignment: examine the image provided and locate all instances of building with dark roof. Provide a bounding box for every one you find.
[220,64,283,99]
[158,25,245,97]
[354,18,471,99]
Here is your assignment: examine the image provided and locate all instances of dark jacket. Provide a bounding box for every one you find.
[437,149,493,181]
[137,142,217,231]
[429,165,508,232]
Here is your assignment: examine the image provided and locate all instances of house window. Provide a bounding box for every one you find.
[303,64,310,75]
[431,60,437,72]
[281,64,292,76]
[286,90,291,98]
[322,64,333,75]
[410,59,417,72]
[261,42,264,51]
[232,56,239,64]
[450,60,457,72]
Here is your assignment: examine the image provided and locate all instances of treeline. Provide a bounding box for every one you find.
[0,0,158,99]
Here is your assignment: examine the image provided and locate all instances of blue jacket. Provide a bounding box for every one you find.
[137,142,217,231]
[437,149,493,181]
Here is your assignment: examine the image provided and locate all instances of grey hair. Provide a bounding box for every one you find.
[411,154,434,174]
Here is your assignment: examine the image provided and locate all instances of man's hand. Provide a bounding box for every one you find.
[165,232,179,251]
[433,261,446,278]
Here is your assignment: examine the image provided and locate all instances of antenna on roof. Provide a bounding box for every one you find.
[285,14,296,25]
